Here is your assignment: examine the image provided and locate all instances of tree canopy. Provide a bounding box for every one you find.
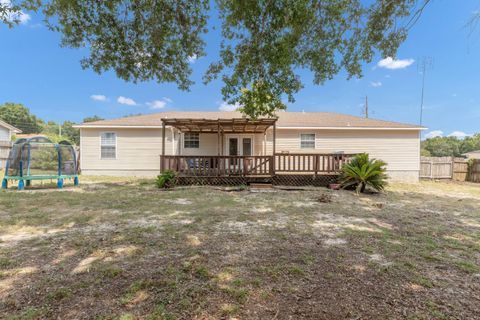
[0,102,43,133]
[0,102,103,145]
[1,0,430,118]
[207,0,429,117]
[421,134,480,157]
[83,115,104,123]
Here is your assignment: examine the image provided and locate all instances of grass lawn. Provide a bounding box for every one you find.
[0,177,479,319]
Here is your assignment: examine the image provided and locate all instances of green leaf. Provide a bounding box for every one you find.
[340,153,388,193]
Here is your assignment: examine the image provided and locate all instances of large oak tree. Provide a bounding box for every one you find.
[1,0,430,118]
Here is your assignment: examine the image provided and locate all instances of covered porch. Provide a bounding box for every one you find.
[160,117,355,185]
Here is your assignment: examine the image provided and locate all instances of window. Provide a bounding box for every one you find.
[184,132,199,148]
[101,132,116,159]
[242,138,252,156]
[300,133,315,149]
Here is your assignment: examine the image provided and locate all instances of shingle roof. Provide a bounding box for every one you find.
[75,111,423,129]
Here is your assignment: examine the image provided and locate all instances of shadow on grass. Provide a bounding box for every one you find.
[0,183,479,319]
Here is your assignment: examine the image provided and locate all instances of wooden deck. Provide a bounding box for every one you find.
[161,153,355,186]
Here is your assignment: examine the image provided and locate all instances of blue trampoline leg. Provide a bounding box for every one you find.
[57,178,64,189]
[18,180,24,190]
[74,176,79,186]
[2,179,7,189]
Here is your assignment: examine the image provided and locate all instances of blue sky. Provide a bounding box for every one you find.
[0,1,479,139]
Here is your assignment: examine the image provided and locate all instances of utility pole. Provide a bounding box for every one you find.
[361,96,369,118]
[364,96,369,118]
[418,56,433,126]
[59,124,62,137]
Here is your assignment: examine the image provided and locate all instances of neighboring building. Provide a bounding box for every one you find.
[0,120,22,169]
[75,111,425,182]
[463,150,480,160]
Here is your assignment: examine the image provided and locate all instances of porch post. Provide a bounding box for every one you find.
[221,130,224,156]
[161,121,166,172]
[217,122,220,156]
[272,122,276,175]
[263,131,267,155]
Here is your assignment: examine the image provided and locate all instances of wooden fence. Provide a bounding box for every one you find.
[470,160,480,183]
[0,141,12,170]
[420,156,479,182]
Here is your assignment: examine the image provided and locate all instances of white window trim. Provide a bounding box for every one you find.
[100,132,117,160]
[299,133,316,149]
[183,132,200,149]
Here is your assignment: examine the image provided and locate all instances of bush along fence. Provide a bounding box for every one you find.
[420,157,480,182]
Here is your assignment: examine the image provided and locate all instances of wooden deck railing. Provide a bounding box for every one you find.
[275,153,355,174]
[162,155,272,176]
[161,153,356,177]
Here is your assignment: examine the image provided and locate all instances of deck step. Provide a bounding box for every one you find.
[250,183,273,189]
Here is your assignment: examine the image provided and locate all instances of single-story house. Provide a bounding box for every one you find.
[462,150,480,160]
[0,120,21,169]
[75,111,424,183]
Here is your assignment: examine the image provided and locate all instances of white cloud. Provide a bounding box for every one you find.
[146,100,167,109]
[146,97,172,109]
[187,54,197,63]
[425,130,443,139]
[17,11,29,24]
[219,101,240,112]
[1,0,30,24]
[90,94,107,102]
[117,96,137,106]
[377,57,414,70]
[370,81,382,87]
[448,131,472,139]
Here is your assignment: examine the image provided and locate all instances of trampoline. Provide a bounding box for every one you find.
[2,136,79,190]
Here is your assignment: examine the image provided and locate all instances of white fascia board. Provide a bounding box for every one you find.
[274,126,427,131]
[74,124,426,131]
[73,125,165,129]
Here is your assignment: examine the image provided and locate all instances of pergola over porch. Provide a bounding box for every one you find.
[161,117,278,159]
[160,117,356,186]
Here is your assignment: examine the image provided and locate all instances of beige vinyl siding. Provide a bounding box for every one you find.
[180,133,266,156]
[0,126,11,168]
[181,133,218,156]
[80,127,420,181]
[80,128,169,176]
[254,133,267,156]
[266,129,420,181]
[0,126,10,142]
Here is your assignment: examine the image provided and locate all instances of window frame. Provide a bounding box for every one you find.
[183,132,200,149]
[300,133,316,149]
[100,132,117,160]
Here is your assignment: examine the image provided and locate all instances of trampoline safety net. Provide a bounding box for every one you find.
[5,137,78,177]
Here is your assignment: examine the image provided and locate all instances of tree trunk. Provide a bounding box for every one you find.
[360,182,366,193]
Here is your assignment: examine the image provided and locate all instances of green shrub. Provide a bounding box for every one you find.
[156,170,177,189]
[340,153,387,194]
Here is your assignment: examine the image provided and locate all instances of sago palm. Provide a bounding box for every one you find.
[339,153,387,194]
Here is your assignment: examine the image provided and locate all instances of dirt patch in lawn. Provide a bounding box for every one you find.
[0,179,479,319]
